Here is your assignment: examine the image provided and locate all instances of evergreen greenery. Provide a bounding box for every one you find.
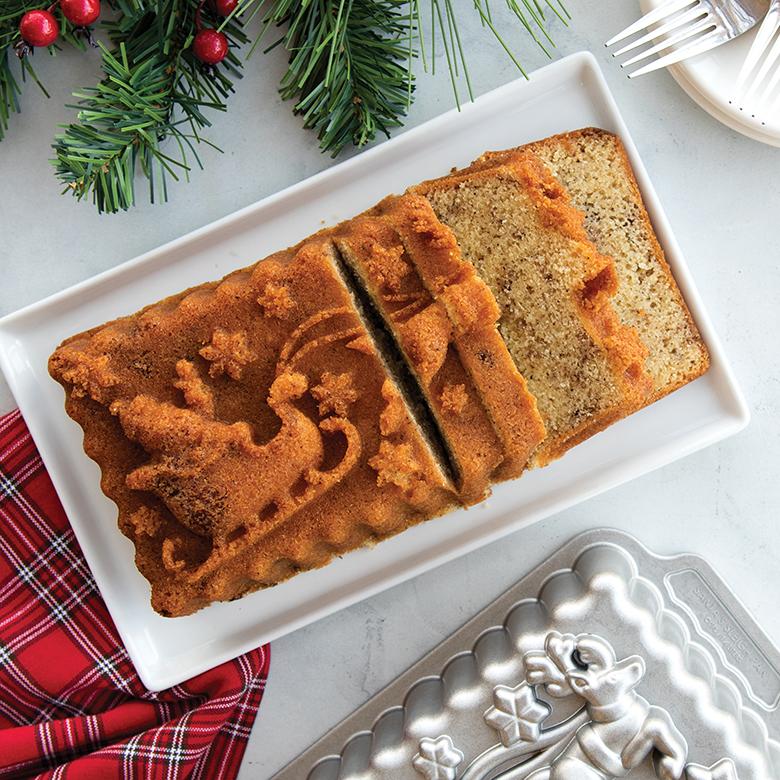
[0,0,568,213]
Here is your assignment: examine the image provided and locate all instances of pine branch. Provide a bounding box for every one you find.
[257,0,568,157]
[260,0,414,157]
[52,0,251,213]
[2,0,569,212]
[0,0,99,140]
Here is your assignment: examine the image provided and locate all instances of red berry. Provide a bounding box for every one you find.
[61,0,101,27]
[208,0,239,15]
[19,9,60,48]
[192,28,228,65]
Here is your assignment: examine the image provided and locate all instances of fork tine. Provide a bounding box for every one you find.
[610,6,707,57]
[626,28,725,77]
[611,6,709,58]
[745,34,780,105]
[752,39,780,116]
[619,17,715,67]
[731,3,780,106]
[763,81,780,120]
[605,0,700,47]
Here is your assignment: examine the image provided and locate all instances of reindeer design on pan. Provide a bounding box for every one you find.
[413,631,740,780]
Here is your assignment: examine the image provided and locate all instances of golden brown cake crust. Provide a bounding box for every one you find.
[49,238,459,617]
[410,149,654,468]
[365,194,546,480]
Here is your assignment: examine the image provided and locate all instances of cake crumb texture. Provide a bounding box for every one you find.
[481,127,710,403]
[410,149,654,468]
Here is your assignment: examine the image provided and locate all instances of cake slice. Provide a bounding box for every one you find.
[49,237,460,616]
[516,128,710,403]
[332,198,544,503]
[360,193,546,482]
[410,149,654,468]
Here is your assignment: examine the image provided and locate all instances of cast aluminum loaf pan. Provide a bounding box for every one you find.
[269,529,780,780]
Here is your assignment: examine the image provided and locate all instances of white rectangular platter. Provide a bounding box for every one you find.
[0,51,749,691]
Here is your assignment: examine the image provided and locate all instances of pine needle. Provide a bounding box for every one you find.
[50,0,250,213]
[261,0,413,156]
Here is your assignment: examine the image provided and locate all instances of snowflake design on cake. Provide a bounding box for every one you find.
[311,371,360,417]
[257,281,295,318]
[440,383,468,415]
[199,328,257,379]
[413,735,464,780]
[369,441,424,493]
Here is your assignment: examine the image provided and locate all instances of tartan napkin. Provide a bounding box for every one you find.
[0,409,271,780]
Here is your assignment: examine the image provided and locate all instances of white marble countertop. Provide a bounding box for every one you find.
[1,1,778,777]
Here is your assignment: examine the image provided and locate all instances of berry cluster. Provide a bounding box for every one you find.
[192,0,239,72]
[15,0,240,73]
[15,0,101,58]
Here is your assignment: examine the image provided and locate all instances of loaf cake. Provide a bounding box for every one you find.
[48,128,709,617]
[410,149,655,468]
[49,238,461,616]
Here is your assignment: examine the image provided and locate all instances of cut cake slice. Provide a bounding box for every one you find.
[48,237,459,616]
[332,196,544,503]
[410,149,654,468]
[516,127,710,403]
[360,193,546,482]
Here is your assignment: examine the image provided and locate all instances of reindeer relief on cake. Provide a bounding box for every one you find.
[412,631,740,780]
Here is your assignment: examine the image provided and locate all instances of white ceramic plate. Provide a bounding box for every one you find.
[640,0,780,145]
[0,51,749,692]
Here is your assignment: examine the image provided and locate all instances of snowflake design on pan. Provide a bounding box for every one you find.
[484,682,550,746]
[412,735,464,780]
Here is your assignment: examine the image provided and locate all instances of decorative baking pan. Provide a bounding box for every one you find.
[269,529,780,780]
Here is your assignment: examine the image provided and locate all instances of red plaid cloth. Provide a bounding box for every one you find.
[0,409,271,779]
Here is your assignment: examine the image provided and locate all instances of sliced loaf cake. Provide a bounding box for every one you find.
[47,128,710,617]
[49,237,460,616]
[410,149,654,468]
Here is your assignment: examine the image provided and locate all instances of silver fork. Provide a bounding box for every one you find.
[730,0,780,121]
[606,0,771,78]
